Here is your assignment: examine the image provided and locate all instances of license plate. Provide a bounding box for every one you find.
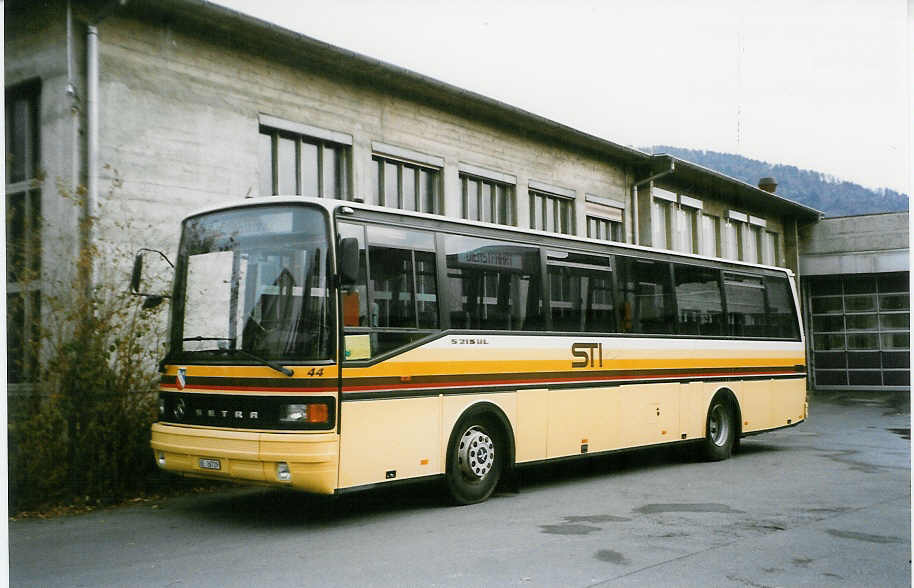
[198,458,221,470]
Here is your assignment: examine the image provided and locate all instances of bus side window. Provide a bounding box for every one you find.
[362,225,439,356]
[365,226,438,331]
[673,263,723,336]
[723,273,766,337]
[547,250,614,333]
[617,257,675,335]
[444,235,543,331]
[765,276,801,339]
[338,222,440,359]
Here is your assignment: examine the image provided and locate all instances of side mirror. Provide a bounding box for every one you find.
[130,253,144,294]
[142,295,164,310]
[129,248,174,301]
[339,237,360,286]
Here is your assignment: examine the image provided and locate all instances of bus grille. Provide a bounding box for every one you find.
[158,392,335,430]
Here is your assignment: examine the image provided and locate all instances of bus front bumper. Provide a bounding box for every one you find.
[150,422,338,494]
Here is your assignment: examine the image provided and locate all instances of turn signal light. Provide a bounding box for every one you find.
[279,402,330,424]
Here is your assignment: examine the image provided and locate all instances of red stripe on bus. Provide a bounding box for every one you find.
[161,368,803,393]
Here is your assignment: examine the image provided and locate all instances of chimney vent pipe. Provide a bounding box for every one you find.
[758,177,777,193]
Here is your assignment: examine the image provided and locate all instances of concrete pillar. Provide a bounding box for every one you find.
[442,161,460,218]
[351,134,373,204]
[636,181,653,247]
[516,178,531,230]
[782,217,801,276]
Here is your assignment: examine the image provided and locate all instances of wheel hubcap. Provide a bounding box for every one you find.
[709,403,729,446]
[457,426,495,480]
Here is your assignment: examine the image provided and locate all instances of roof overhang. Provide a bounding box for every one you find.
[647,154,823,221]
[84,0,823,222]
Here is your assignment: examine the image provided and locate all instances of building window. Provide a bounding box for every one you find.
[740,216,767,264]
[725,210,748,260]
[673,195,702,254]
[259,125,350,198]
[700,214,721,257]
[585,193,624,243]
[724,220,739,259]
[742,224,760,263]
[674,204,699,253]
[651,198,672,249]
[6,81,41,383]
[530,187,574,235]
[371,155,441,214]
[587,215,621,241]
[762,230,779,265]
[460,173,515,225]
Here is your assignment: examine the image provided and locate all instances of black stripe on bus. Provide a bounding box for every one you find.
[340,373,808,402]
[338,365,804,389]
[160,375,337,390]
[161,366,806,393]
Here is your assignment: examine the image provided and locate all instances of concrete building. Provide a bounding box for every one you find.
[5,0,908,392]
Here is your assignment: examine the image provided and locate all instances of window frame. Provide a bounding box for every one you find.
[6,80,42,384]
[259,123,351,199]
[586,215,622,242]
[339,221,442,363]
[529,185,575,236]
[371,154,442,214]
[700,213,721,258]
[336,207,802,345]
[459,171,516,226]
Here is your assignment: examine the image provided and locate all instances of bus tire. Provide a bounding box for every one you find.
[446,413,504,505]
[702,396,736,461]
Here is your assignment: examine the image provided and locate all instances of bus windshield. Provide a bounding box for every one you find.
[172,204,333,363]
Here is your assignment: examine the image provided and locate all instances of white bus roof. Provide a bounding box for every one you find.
[183,196,795,277]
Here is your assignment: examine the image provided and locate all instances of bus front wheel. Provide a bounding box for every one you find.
[702,397,736,461]
[446,414,504,505]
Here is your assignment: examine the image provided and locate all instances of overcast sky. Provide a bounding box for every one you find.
[217,0,909,194]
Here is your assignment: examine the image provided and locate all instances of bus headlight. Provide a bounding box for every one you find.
[276,462,291,481]
[278,402,329,425]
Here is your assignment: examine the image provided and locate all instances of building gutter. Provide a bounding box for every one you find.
[631,157,675,245]
[67,1,79,198]
[86,23,98,288]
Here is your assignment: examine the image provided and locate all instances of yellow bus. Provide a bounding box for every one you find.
[143,197,807,504]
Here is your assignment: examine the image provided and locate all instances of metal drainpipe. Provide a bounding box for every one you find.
[87,24,99,289]
[67,1,80,221]
[631,158,676,246]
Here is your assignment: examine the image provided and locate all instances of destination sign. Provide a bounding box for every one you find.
[457,249,524,270]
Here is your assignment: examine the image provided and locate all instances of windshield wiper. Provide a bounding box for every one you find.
[182,336,294,377]
[234,348,294,377]
[183,336,234,343]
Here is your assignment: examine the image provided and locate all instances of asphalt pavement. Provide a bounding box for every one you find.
[9,391,911,587]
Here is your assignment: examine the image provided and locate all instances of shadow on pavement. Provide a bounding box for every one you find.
[162,439,788,528]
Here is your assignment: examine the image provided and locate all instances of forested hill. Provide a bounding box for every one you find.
[646,146,908,217]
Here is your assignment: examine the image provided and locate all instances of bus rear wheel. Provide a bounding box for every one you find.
[446,415,503,505]
[702,397,736,461]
